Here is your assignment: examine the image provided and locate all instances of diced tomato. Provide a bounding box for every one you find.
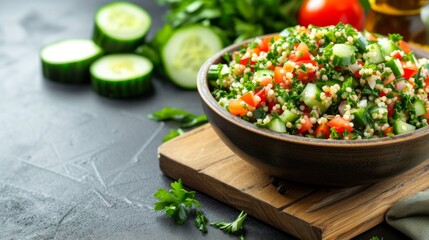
[296,115,313,134]
[249,47,261,56]
[258,76,273,86]
[255,88,267,108]
[327,116,354,134]
[387,101,395,117]
[314,123,330,139]
[257,37,271,52]
[398,40,411,54]
[392,51,402,60]
[289,42,311,61]
[239,57,255,66]
[228,99,248,117]
[296,69,315,84]
[274,66,285,84]
[402,62,418,80]
[384,126,393,136]
[240,92,258,108]
[296,59,317,66]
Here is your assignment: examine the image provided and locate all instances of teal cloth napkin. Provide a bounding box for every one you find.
[386,189,429,240]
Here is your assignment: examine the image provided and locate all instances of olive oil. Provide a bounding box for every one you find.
[365,0,428,44]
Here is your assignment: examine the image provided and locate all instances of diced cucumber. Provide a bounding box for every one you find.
[369,106,388,123]
[268,117,287,133]
[385,58,404,77]
[41,39,104,83]
[378,38,399,56]
[161,24,223,89]
[208,64,228,87]
[355,34,368,52]
[352,107,367,129]
[90,54,153,98]
[255,69,274,78]
[413,99,427,116]
[93,2,151,53]
[279,109,299,123]
[301,83,328,113]
[332,44,356,66]
[393,120,416,134]
[366,43,384,64]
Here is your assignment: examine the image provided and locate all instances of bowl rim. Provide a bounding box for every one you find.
[197,35,429,148]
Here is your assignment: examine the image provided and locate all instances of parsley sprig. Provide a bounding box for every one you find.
[154,179,206,227]
[211,211,247,240]
[148,107,208,142]
[154,179,248,238]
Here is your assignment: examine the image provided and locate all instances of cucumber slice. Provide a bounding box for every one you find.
[41,39,103,83]
[208,64,229,87]
[93,2,151,53]
[161,24,223,89]
[268,117,287,133]
[90,54,153,98]
[378,38,399,56]
[355,34,368,52]
[413,99,427,116]
[366,43,384,64]
[385,58,404,77]
[279,109,299,123]
[255,69,274,78]
[393,120,416,135]
[332,44,356,66]
[301,83,329,113]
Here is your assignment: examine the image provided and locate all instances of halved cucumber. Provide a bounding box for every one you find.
[332,44,356,66]
[90,54,153,98]
[161,24,223,89]
[41,39,103,83]
[393,120,416,135]
[301,83,329,113]
[93,2,151,53]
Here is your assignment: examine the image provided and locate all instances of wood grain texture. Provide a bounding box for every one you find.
[158,124,429,240]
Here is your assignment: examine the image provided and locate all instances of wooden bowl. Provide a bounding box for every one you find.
[197,39,429,187]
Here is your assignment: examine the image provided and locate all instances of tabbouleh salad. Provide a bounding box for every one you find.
[208,23,429,140]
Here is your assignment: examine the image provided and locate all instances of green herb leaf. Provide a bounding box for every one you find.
[211,211,247,239]
[154,179,202,225]
[195,210,209,233]
[180,115,208,128]
[148,107,196,121]
[162,128,185,142]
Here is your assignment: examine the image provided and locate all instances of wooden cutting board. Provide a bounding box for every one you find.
[158,123,429,240]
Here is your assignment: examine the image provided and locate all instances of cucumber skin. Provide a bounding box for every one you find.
[161,24,223,89]
[42,51,103,83]
[91,73,152,98]
[92,24,147,53]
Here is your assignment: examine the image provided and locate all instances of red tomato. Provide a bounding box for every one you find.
[228,99,247,117]
[314,123,331,139]
[298,0,365,31]
[258,37,271,52]
[402,62,418,80]
[296,115,313,134]
[398,40,411,54]
[240,92,258,108]
[289,42,311,61]
[387,101,395,118]
[274,66,285,84]
[255,88,267,108]
[327,116,354,134]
